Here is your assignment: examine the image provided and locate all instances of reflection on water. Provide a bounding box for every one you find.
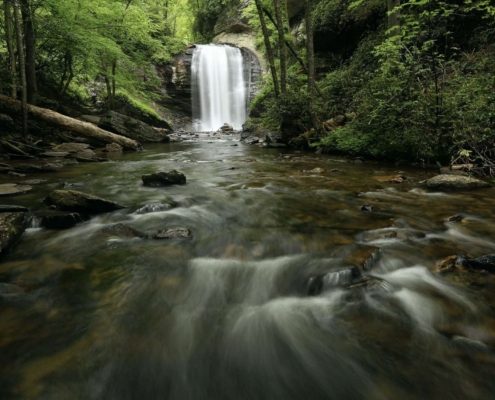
[1,137,495,399]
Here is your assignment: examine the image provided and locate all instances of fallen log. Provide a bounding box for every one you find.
[0,94,140,150]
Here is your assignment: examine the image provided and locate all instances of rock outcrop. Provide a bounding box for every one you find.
[0,212,28,256]
[423,174,490,190]
[44,190,124,214]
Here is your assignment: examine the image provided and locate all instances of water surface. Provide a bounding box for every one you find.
[1,135,495,400]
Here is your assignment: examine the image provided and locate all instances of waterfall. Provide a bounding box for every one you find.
[192,44,247,132]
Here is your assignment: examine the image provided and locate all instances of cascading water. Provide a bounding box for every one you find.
[192,44,247,132]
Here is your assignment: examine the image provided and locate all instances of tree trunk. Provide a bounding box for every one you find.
[13,0,28,135]
[273,0,287,97]
[387,0,400,35]
[0,95,140,150]
[254,0,280,98]
[262,7,307,74]
[4,0,17,99]
[111,60,116,100]
[305,0,318,130]
[20,0,37,103]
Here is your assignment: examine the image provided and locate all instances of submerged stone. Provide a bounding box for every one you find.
[36,210,85,230]
[99,223,146,239]
[44,190,124,214]
[142,170,186,187]
[153,227,192,240]
[0,183,32,197]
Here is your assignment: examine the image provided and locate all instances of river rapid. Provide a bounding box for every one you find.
[1,134,495,400]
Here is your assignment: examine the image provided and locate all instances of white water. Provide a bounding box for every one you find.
[192,44,247,132]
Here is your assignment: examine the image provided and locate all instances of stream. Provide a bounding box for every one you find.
[1,134,495,399]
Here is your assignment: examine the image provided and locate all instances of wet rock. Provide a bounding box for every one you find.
[14,162,63,173]
[0,212,27,256]
[344,245,381,271]
[42,151,70,158]
[307,267,361,295]
[0,183,32,197]
[135,201,177,214]
[99,111,170,143]
[36,210,85,230]
[52,142,90,153]
[435,255,460,274]
[44,190,124,214]
[423,174,490,191]
[75,148,99,162]
[436,254,495,274]
[219,123,234,133]
[347,275,394,292]
[360,204,373,213]
[0,205,28,213]
[446,214,465,223]
[142,170,186,187]
[375,175,406,184]
[461,255,495,273]
[153,227,192,240]
[23,179,46,185]
[99,223,146,239]
[104,143,123,153]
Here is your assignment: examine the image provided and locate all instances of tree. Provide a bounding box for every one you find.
[272,0,287,97]
[3,0,17,99]
[20,0,37,103]
[254,0,280,98]
[13,0,28,134]
[305,0,318,130]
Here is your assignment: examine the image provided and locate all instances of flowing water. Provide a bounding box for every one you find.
[191,45,247,132]
[1,136,495,399]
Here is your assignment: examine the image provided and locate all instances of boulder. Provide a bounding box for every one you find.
[36,210,85,230]
[0,183,32,197]
[14,162,64,173]
[0,212,27,256]
[44,190,124,214]
[52,142,90,153]
[98,223,146,239]
[41,151,70,158]
[75,148,99,162]
[0,205,28,212]
[104,143,123,153]
[460,255,495,273]
[435,254,495,274]
[374,175,406,183]
[153,227,192,240]
[219,123,235,133]
[142,170,186,187]
[99,111,170,143]
[344,245,381,271]
[423,174,490,191]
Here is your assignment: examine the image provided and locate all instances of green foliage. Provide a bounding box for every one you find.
[188,0,238,41]
[1,0,194,112]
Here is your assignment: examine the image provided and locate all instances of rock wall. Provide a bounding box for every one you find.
[166,43,261,117]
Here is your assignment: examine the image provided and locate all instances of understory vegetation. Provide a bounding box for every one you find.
[244,0,495,173]
[0,0,195,117]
